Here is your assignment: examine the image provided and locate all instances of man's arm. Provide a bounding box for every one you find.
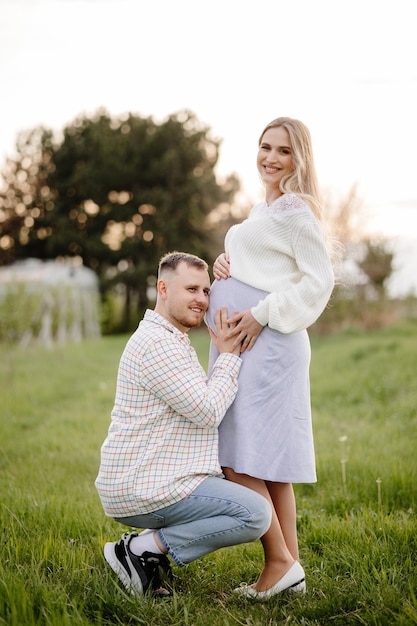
[140,308,241,428]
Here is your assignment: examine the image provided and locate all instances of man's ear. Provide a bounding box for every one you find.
[157,278,168,300]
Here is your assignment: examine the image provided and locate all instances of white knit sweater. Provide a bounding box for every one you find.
[225,193,334,333]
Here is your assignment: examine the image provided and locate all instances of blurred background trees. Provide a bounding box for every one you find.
[0,108,413,339]
[0,109,239,332]
[317,184,401,331]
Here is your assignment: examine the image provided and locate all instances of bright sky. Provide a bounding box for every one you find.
[1,0,416,293]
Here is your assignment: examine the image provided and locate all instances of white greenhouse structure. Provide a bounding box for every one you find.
[0,259,101,347]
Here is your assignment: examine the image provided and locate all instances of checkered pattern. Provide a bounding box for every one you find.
[95,310,241,516]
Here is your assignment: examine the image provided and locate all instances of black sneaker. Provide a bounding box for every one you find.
[104,531,173,597]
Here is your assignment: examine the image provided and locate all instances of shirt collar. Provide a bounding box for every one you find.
[143,309,191,345]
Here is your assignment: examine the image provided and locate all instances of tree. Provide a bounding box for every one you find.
[0,109,240,329]
[0,127,56,265]
[316,185,396,332]
[323,184,394,298]
[358,238,394,299]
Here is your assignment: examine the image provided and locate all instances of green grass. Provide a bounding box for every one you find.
[1,321,417,625]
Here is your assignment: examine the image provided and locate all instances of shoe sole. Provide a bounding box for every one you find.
[234,578,306,599]
[233,562,307,600]
[287,579,306,595]
[104,542,144,597]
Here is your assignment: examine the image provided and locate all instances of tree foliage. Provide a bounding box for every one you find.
[323,184,394,298]
[358,239,394,296]
[0,109,239,329]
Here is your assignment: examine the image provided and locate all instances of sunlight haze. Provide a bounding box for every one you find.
[1,0,416,293]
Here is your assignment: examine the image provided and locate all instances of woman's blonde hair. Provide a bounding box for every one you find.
[260,117,343,263]
[259,117,322,220]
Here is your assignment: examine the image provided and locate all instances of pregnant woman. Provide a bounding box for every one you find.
[206,116,336,600]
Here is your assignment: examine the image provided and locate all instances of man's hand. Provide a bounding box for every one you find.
[208,307,241,356]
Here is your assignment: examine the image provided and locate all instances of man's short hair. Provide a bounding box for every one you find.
[158,251,208,276]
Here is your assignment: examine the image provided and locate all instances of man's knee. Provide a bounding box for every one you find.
[249,493,272,539]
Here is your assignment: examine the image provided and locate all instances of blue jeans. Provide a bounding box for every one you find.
[114,476,272,566]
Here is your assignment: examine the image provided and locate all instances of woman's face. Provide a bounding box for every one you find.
[257,126,294,193]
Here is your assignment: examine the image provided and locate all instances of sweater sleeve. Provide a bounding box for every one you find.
[250,221,334,333]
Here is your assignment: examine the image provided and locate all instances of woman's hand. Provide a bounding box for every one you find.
[226,309,263,353]
[213,253,230,280]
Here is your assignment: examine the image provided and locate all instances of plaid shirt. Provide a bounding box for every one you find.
[95,310,241,516]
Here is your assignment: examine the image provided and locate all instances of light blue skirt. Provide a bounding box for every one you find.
[206,277,316,483]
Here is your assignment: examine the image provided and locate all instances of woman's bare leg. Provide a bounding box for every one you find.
[266,481,299,560]
[223,468,295,591]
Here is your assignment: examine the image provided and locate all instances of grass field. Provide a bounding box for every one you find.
[1,320,416,625]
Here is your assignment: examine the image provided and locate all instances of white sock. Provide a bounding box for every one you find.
[129,530,163,556]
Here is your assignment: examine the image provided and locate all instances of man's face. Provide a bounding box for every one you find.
[160,262,210,332]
